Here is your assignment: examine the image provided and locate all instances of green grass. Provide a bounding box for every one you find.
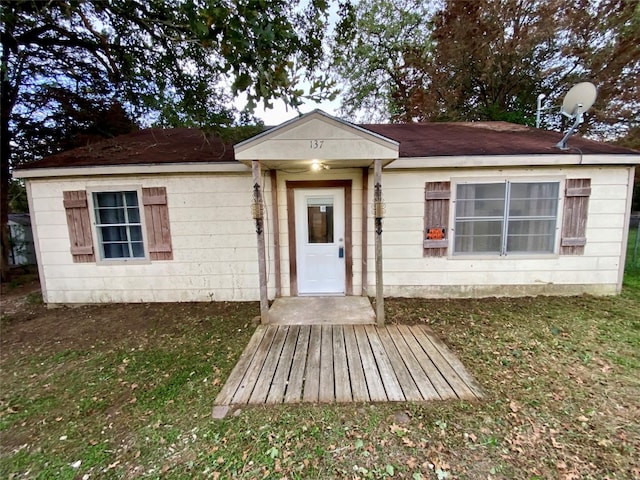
[625,225,640,289]
[1,234,639,479]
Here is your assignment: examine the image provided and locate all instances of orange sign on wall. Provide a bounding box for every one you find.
[426,228,446,240]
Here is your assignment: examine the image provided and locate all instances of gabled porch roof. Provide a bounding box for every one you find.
[234,109,399,170]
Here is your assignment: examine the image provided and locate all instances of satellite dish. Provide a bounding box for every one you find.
[556,82,597,150]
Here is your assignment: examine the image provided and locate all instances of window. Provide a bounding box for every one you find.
[454,181,559,255]
[64,187,173,263]
[93,191,145,259]
[307,197,334,244]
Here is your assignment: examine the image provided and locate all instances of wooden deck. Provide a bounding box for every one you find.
[215,324,483,405]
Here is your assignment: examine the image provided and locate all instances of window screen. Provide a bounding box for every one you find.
[454,182,559,255]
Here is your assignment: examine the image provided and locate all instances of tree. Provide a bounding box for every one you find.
[0,0,333,280]
[332,0,434,122]
[332,0,639,134]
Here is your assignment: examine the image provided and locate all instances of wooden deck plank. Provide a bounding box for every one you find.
[410,326,475,399]
[421,326,484,399]
[364,325,404,401]
[343,326,369,402]
[266,326,300,404]
[332,326,352,402]
[319,326,335,402]
[215,325,268,405]
[284,325,311,403]
[378,327,423,401]
[249,326,290,404]
[387,325,440,401]
[355,326,387,401]
[216,321,481,407]
[396,325,456,400]
[303,325,322,402]
[231,325,278,404]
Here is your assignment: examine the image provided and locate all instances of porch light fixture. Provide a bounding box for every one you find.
[310,159,329,172]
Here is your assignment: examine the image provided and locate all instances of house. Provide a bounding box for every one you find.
[8,213,36,266]
[14,110,639,321]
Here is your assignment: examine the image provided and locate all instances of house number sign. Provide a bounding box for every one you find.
[310,140,324,149]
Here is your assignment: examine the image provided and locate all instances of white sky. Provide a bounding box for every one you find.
[251,96,341,126]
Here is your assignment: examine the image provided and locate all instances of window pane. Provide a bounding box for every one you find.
[131,242,145,258]
[95,192,123,208]
[456,184,506,217]
[127,207,140,223]
[454,220,503,253]
[125,191,139,206]
[507,220,556,252]
[506,182,558,253]
[509,183,559,217]
[100,226,128,242]
[307,198,334,244]
[103,242,128,259]
[130,226,143,242]
[96,207,125,224]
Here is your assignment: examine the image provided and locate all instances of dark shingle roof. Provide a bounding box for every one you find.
[363,122,637,157]
[18,128,239,169]
[16,121,637,170]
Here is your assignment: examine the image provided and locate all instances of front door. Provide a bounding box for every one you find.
[295,188,345,295]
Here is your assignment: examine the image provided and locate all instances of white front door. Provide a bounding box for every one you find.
[295,188,345,295]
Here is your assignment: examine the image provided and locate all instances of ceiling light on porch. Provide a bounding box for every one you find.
[311,159,329,172]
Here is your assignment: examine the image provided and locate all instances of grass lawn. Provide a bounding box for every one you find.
[1,242,639,478]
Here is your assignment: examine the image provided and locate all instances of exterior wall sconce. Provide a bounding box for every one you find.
[252,183,264,234]
[373,182,385,235]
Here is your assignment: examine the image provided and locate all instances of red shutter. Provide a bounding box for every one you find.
[560,178,591,255]
[63,190,95,263]
[424,182,451,257]
[142,187,173,260]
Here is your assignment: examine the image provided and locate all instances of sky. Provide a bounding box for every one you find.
[252,96,341,126]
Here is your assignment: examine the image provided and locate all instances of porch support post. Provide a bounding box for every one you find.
[252,160,269,323]
[374,159,385,326]
[270,170,281,297]
[361,167,369,296]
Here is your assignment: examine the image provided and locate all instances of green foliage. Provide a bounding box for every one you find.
[332,0,434,122]
[332,0,640,135]
[7,178,27,214]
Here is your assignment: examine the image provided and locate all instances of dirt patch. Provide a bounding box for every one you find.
[1,275,257,361]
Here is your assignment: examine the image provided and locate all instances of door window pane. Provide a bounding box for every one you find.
[307,197,334,244]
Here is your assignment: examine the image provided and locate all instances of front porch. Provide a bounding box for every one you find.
[214,323,483,410]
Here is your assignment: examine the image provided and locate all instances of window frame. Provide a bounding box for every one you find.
[87,186,151,264]
[451,177,564,258]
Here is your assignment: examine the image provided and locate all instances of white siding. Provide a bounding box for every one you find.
[27,163,634,304]
[370,166,632,297]
[28,173,271,303]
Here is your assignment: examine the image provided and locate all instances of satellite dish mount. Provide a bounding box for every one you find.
[555,82,597,150]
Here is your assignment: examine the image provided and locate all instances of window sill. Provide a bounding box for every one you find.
[96,258,152,266]
[449,253,560,261]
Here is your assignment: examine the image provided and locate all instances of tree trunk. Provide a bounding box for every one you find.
[1,38,13,282]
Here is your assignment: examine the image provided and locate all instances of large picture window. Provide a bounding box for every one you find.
[93,191,145,259]
[454,181,559,255]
